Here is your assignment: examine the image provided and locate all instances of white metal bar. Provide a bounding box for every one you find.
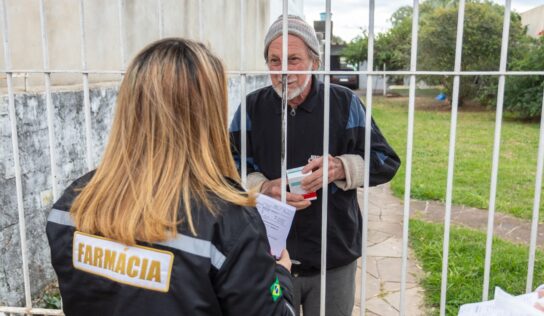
[360,1,375,315]
[320,3,332,315]
[240,74,247,188]
[227,70,544,76]
[39,0,59,200]
[1,0,32,309]
[482,0,511,301]
[400,1,420,314]
[240,0,247,188]
[382,63,386,96]
[240,0,245,68]
[527,89,544,293]
[157,0,163,39]
[440,1,466,315]
[280,3,288,204]
[0,306,64,315]
[79,0,93,171]
[117,0,125,68]
[198,0,203,41]
[2,69,544,76]
[254,0,259,70]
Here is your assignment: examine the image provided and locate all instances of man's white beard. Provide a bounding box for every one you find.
[273,65,313,101]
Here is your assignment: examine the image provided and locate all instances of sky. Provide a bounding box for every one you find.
[302,0,544,42]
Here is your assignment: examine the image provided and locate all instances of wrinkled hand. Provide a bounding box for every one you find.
[261,178,311,210]
[276,249,292,272]
[300,155,345,192]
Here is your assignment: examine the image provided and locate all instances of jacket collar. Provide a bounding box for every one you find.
[273,75,321,114]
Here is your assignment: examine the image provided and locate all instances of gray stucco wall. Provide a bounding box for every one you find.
[0,74,270,306]
[0,0,270,90]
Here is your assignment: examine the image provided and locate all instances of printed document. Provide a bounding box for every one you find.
[256,194,296,258]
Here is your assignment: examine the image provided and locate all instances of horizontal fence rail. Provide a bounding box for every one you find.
[1,0,543,315]
[1,69,544,76]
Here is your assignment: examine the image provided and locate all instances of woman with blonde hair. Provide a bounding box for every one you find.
[46,38,295,316]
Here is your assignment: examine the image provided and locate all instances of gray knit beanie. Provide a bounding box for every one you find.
[264,15,320,60]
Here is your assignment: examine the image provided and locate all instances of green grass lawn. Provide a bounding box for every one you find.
[370,94,543,219]
[410,219,544,315]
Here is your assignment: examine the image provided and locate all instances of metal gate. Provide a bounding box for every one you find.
[1,0,543,315]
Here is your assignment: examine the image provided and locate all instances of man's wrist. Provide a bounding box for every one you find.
[247,172,269,192]
[333,156,346,181]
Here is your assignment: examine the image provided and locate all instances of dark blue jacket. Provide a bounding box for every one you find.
[230,77,400,275]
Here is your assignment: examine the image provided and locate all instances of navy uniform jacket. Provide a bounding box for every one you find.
[229,77,400,275]
[46,171,295,316]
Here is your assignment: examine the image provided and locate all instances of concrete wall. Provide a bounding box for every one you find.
[520,5,544,38]
[0,0,279,306]
[0,0,270,91]
[0,74,270,306]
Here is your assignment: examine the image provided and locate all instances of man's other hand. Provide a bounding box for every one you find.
[300,155,345,192]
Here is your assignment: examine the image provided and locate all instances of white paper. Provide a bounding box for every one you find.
[458,286,544,316]
[255,194,296,258]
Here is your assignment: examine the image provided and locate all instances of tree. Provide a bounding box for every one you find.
[501,37,544,119]
[389,6,412,28]
[417,1,529,104]
[342,31,368,67]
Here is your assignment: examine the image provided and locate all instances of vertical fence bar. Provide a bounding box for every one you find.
[382,63,386,96]
[527,89,544,293]
[399,0,420,314]
[240,0,247,188]
[39,0,59,201]
[320,3,332,315]
[482,0,511,301]
[117,0,126,69]
[360,1,375,314]
[1,0,33,309]
[198,0,203,41]
[254,0,259,70]
[157,0,163,39]
[79,0,94,171]
[439,1,466,315]
[280,3,288,204]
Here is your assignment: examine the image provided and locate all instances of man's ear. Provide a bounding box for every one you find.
[312,60,319,70]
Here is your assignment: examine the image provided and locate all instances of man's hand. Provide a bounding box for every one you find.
[300,155,345,192]
[261,178,311,210]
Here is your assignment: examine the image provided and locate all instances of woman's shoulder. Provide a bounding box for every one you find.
[198,196,261,233]
[187,196,265,253]
[52,170,96,211]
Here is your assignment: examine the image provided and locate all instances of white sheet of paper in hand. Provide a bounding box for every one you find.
[255,194,296,258]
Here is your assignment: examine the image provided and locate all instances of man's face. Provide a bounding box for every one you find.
[267,35,317,101]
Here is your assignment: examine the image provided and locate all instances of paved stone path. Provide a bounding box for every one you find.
[353,185,426,316]
[351,183,542,315]
[410,199,544,249]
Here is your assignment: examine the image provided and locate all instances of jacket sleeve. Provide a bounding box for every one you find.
[345,93,401,187]
[213,208,295,316]
[229,104,262,176]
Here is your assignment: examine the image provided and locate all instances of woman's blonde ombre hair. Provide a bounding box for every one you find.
[71,38,254,245]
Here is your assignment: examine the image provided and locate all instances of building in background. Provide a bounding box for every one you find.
[520,5,544,38]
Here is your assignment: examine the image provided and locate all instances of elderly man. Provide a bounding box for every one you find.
[230,15,400,316]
